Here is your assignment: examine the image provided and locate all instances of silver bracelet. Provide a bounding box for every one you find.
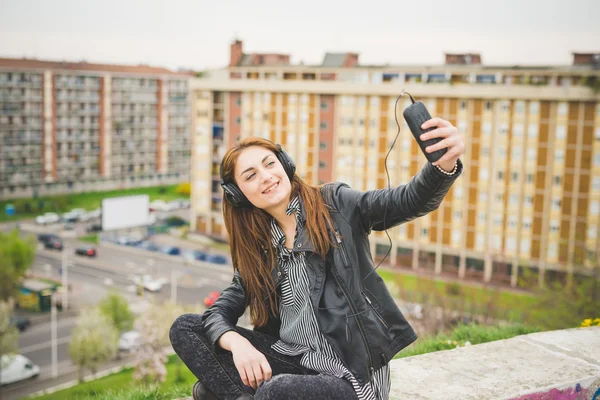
[435,161,458,176]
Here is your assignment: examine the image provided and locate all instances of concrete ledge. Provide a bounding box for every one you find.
[389,327,600,400]
[176,327,600,400]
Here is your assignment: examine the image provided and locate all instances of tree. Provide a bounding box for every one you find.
[0,230,36,301]
[0,299,19,384]
[69,308,118,382]
[133,301,184,384]
[98,292,135,333]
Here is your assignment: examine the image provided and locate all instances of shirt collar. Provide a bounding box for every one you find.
[270,196,304,249]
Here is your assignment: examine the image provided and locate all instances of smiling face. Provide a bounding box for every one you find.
[234,146,292,213]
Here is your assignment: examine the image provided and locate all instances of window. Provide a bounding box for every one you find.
[454,211,462,218]
[558,103,568,116]
[595,154,600,167]
[529,102,539,114]
[320,122,328,130]
[454,186,464,199]
[479,168,489,180]
[593,177,600,191]
[526,173,534,183]
[525,196,533,206]
[459,100,467,110]
[554,176,562,185]
[513,124,524,137]
[515,101,525,113]
[506,238,516,251]
[320,102,328,110]
[550,220,560,232]
[552,198,561,210]
[556,126,566,139]
[591,201,600,216]
[512,147,522,160]
[476,233,485,248]
[528,124,538,138]
[485,101,492,111]
[527,148,537,160]
[453,231,462,244]
[497,171,504,180]
[319,161,327,169]
[421,228,428,236]
[521,239,530,253]
[319,141,327,150]
[511,172,519,182]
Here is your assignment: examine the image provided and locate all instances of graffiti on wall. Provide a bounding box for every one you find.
[512,380,600,400]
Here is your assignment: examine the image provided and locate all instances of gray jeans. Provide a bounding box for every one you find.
[170,313,359,400]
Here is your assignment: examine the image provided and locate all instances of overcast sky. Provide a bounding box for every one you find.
[0,0,598,71]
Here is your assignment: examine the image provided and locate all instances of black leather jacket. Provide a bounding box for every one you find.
[202,160,463,385]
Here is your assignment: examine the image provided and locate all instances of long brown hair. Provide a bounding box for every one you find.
[221,137,334,327]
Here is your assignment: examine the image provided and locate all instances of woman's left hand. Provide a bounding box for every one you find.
[420,118,466,172]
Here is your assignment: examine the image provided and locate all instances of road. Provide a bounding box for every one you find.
[1,235,242,400]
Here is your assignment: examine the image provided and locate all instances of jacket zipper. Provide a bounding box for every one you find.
[331,268,374,382]
[363,293,390,330]
[334,230,351,268]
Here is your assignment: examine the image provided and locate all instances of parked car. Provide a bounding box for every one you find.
[204,291,220,307]
[85,223,102,233]
[35,212,59,225]
[62,222,76,231]
[37,233,60,244]
[149,200,169,212]
[136,241,161,252]
[74,245,97,257]
[9,316,31,332]
[131,275,163,292]
[118,330,142,352]
[183,249,207,262]
[160,246,181,256]
[0,355,40,385]
[206,254,228,265]
[44,237,64,251]
[60,211,79,223]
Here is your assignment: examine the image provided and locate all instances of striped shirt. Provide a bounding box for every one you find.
[270,196,390,400]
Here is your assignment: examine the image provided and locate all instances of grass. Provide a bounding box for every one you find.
[0,184,184,223]
[378,268,536,323]
[30,355,196,400]
[395,323,541,359]
[79,234,99,245]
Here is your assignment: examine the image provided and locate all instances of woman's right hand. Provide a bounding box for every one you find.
[220,332,272,389]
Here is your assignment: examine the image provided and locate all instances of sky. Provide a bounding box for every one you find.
[0,0,598,71]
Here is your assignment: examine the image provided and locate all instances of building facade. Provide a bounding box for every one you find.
[191,43,600,287]
[0,58,193,199]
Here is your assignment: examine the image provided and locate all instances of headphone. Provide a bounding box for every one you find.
[220,142,296,208]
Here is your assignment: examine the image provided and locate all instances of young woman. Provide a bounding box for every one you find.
[170,118,464,400]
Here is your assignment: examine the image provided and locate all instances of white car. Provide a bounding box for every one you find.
[150,200,169,212]
[0,354,40,385]
[132,274,163,292]
[35,212,60,225]
[118,331,142,352]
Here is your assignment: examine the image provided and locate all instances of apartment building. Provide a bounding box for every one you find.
[0,58,193,199]
[190,40,600,287]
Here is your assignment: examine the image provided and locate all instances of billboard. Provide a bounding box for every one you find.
[101,194,150,231]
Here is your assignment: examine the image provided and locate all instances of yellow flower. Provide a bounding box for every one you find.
[593,318,600,326]
[580,319,593,328]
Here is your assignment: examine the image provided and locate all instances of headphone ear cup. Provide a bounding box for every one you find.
[221,182,251,208]
[276,145,296,179]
